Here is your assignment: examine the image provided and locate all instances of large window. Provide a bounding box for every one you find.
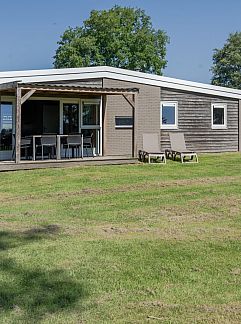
[211,103,227,129]
[0,102,13,151]
[82,103,100,126]
[161,102,178,129]
[63,103,79,134]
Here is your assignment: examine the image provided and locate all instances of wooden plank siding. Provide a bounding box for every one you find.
[160,88,239,152]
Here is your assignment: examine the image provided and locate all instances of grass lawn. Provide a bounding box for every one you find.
[1,153,241,323]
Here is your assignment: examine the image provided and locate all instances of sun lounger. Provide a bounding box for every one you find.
[139,133,166,164]
[166,132,198,163]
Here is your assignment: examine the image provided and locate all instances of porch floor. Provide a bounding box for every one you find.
[0,156,138,172]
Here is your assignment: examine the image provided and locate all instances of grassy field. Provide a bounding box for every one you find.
[1,153,241,323]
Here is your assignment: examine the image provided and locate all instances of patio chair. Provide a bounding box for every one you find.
[167,132,198,163]
[139,133,166,164]
[21,137,32,160]
[83,133,94,157]
[11,135,32,160]
[65,134,83,159]
[36,135,57,160]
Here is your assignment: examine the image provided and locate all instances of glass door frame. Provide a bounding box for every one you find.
[60,97,103,156]
[0,96,15,161]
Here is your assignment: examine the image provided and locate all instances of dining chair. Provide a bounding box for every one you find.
[65,134,82,159]
[36,135,57,160]
[83,133,94,157]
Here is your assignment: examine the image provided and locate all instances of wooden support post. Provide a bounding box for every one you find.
[239,100,241,152]
[123,93,137,158]
[15,87,22,163]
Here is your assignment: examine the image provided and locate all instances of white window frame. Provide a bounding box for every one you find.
[81,99,101,129]
[211,103,227,129]
[160,101,178,129]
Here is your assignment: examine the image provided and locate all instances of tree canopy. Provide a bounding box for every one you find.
[53,6,169,75]
[211,32,241,89]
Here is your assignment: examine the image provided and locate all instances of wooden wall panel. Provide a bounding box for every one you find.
[160,88,239,152]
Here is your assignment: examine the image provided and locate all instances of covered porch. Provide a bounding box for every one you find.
[0,81,139,168]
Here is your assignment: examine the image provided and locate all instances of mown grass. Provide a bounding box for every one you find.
[1,153,241,323]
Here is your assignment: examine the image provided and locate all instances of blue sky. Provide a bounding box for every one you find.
[0,0,240,83]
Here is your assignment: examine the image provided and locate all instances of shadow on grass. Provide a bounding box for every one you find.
[0,226,86,322]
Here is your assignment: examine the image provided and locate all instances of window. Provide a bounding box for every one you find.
[161,102,178,129]
[115,116,133,128]
[211,103,227,129]
[0,102,13,151]
[82,103,100,126]
[63,103,79,134]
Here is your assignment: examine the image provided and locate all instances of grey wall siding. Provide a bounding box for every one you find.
[103,78,160,156]
[160,88,239,152]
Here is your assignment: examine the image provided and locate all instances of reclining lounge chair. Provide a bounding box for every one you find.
[139,133,166,164]
[166,132,198,163]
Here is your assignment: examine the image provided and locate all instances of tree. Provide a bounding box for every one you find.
[53,6,169,75]
[211,32,241,89]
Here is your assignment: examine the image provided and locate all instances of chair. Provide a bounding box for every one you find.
[36,135,57,160]
[83,133,94,157]
[11,135,32,160]
[139,133,166,164]
[65,134,82,159]
[21,137,32,160]
[167,132,198,163]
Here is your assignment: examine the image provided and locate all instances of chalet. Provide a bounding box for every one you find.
[0,66,240,170]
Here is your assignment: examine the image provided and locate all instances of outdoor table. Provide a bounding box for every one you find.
[32,134,83,161]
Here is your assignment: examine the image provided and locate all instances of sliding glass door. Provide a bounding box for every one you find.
[81,101,101,155]
[60,98,102,156]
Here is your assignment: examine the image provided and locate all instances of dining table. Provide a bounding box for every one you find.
[32,134,84,161]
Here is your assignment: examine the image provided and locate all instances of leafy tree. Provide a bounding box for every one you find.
[54,6,169,75]
[211,32,241,89]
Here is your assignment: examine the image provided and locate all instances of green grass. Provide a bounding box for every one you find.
[1,153,241,323]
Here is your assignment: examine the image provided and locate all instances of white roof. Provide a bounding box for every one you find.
[0,66,240,99]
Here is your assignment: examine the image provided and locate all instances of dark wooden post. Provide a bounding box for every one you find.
[15,87,22,163]
[122,93,138,158]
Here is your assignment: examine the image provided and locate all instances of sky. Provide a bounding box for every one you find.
[0,0,240,84]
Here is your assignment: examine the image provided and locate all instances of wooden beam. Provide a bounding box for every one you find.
[20,86,139,95]
[0,81,18,91]
[122,94,135,109]
[21,89,36,105]
[15,87,22,163]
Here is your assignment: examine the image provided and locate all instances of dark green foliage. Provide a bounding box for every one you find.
[211,32,241,89]
[54,6,169,75]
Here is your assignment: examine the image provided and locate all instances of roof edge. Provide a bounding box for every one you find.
[0,66,240,99]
